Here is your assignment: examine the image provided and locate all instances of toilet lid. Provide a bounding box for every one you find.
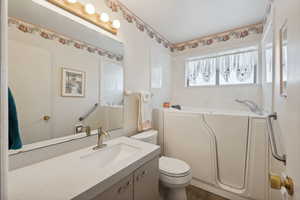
[159,156,191,177]
[131,130,158,140]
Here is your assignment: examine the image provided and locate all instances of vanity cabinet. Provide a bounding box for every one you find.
[92,157,159,200]
[133,157,159,200]
[92,175,133,200]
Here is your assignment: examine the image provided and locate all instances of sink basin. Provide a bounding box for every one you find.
[81,143,140,168]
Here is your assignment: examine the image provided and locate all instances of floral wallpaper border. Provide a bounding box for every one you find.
[106,0,264,53]
[8,17,124,62]
[106,0,174,51]
[173,23,263,52]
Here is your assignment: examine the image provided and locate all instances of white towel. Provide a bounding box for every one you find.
[137,91,152,132]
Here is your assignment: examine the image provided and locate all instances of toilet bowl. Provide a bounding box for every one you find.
[131,130,192,200]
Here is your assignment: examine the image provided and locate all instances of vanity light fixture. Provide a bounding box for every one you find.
[100,13,110,22]
[66,0,77,3]
[47,0,119,35]
[84,3,95,15]
[112,19,121,29]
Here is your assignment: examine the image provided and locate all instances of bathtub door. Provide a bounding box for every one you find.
[164,112,251,189]
[164,112,215,184]
[203,114,249,190]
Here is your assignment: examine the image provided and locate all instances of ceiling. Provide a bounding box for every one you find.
[118,0,268,43]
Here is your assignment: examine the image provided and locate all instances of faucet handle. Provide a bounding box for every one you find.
[104,129,111,138]
[85,126,91,136]
[98,127,111,137]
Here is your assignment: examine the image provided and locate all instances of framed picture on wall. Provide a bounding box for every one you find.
[280,21,288,98]
[61,68,86,97]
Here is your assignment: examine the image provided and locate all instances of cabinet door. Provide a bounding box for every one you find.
[92,175,133,200]
[133,158,159,200]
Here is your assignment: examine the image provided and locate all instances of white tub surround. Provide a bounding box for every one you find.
[8,137,160,200]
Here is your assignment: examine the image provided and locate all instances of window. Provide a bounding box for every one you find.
[185,47,258,87]
[185,58,217,86]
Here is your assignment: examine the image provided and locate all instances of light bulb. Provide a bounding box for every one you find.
[112,20,121,29]
[66,0,77,3]
[85,3,95,15]
[100,13,110,22]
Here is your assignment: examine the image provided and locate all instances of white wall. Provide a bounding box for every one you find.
[151,42,172,109]
[82,0,172,134]
[171,35,263,111]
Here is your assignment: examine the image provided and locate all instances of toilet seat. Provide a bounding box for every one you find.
[159,156,191,177]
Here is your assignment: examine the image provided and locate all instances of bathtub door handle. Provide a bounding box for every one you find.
[270,174,294,196]
[43,115,51,121]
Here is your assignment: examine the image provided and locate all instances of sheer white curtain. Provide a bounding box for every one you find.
[186,49,257,87]
[219,51,257,85]
[186,57,216,86]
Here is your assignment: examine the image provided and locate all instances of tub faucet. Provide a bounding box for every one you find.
[235,99,264,115]
[93,127,110,150]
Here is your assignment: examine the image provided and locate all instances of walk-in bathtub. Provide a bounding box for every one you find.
[155,108,269,200]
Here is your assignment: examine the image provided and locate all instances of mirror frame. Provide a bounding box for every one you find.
[8,4,125,155]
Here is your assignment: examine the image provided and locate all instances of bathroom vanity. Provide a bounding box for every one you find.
[92,157,158,200]
[8,137,160,200]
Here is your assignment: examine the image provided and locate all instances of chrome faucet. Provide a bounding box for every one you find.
[93,127,110,150]
[235,99,264,115]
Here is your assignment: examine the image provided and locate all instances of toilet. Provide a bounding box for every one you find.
[131,130,192,200]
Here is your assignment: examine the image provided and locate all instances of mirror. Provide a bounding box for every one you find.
[280,21,288,98]
[261,20,274,113]
[8,0,124,146]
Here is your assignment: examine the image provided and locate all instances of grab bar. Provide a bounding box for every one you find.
[79,103,99,121]
[235,99,264,115]
[266,113,286,164]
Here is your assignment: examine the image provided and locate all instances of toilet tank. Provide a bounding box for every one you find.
[131,130,158,145]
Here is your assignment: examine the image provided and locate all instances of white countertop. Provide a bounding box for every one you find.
[8,137,160,200]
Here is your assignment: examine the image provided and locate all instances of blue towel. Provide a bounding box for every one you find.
[8,88,22,150]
